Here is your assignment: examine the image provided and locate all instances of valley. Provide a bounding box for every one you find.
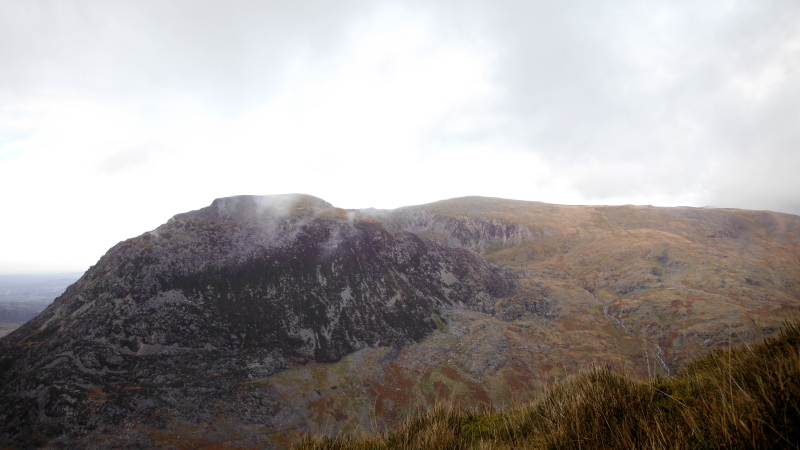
[0,274,80,337]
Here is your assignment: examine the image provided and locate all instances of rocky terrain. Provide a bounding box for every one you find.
[0,194,798,448]
[0,195,517,448]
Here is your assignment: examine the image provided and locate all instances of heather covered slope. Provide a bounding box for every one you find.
[296,321,800,450]
[372,197,800,369]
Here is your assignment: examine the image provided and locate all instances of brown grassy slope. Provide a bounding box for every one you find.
[261,301,649,444]
[395,198,800,371]
[295,321,800,450]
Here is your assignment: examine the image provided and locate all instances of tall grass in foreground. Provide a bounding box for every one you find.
[296,322,800,449]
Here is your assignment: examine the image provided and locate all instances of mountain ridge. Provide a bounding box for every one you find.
[1,194,798,448]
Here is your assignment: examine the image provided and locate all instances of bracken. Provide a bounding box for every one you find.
[296,321,800,450]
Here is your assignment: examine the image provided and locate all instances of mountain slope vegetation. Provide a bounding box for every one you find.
[297,321,800,449]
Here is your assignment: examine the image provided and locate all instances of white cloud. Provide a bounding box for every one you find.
[1,0,798,273]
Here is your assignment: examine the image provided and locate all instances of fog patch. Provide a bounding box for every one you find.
[316,225,345,261]
[98,142,168,175]
[704,153,800,216]
[211,194,331,221]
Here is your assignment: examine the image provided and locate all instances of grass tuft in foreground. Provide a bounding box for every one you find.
[296,322,800,449]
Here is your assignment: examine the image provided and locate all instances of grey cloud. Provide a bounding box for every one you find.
[98,142,163,175]
[2,0,798,215]
[707,151,800,215]
[419,0,800,214]
[0,0,374,109]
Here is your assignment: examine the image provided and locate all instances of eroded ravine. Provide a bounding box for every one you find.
[584,289,671,375]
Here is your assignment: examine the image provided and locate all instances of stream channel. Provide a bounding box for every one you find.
[584,289,671,376]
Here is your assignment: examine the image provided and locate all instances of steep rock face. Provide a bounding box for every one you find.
[0,195,515,446]
[363,199,539,255]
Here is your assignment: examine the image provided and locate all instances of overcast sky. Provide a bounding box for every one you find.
[1,0,799,273]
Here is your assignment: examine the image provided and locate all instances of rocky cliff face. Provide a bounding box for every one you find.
[0,195,515,447]
[363,199,540,254]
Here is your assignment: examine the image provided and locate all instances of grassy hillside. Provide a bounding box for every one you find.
[296,321,800,449]
[386,197,800,372]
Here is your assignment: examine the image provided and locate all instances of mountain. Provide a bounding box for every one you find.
[0,195,516,448]
[0,195,798,448]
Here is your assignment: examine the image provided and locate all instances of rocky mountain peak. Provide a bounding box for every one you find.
[173,193,334,223]
[0,195,521,447]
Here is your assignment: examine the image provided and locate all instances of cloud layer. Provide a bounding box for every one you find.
[1,0,798,272]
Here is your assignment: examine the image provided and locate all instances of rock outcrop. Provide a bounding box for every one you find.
[0,195,515,447]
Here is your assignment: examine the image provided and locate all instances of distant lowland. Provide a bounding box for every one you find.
[0,195,798,448]
[0,273,81,337]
